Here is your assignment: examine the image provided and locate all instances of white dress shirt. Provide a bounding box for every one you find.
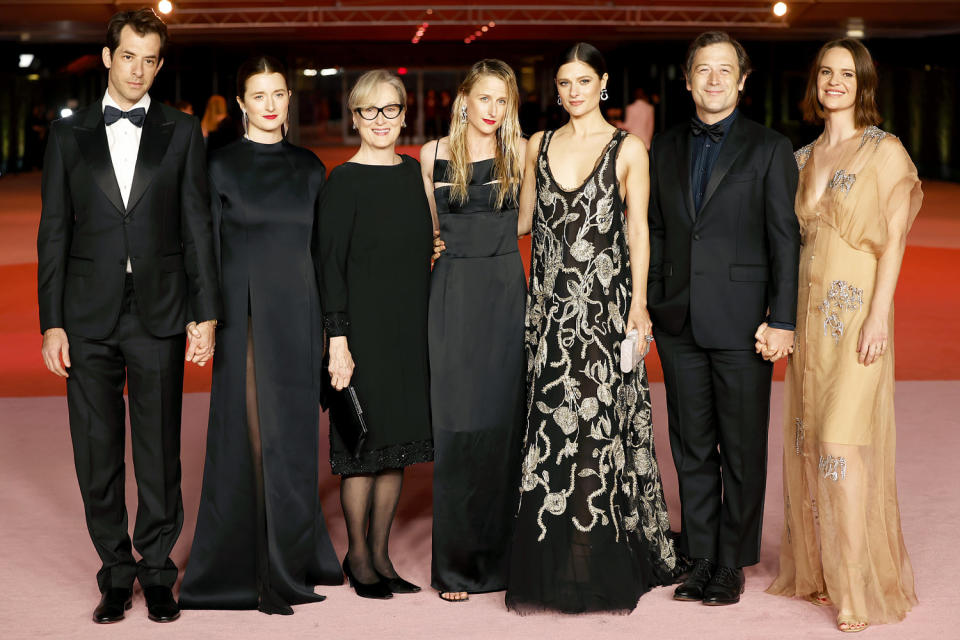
[102,90,151,273]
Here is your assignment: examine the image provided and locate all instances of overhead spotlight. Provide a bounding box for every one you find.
[475,30,482,36]
[18,53,34,68]
[846,17,864,38]
[60,108,73,118]
[157,1,173,14]
[464,37,471,44]
[772,2,787,17]
[488,21,495,28]
[426,8,433,15]
[481,26,488,32]
[320,67,338,76]
[302,68,318,77]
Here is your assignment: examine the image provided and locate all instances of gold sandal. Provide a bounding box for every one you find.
[807,592,831,607]
[837,614,869,633]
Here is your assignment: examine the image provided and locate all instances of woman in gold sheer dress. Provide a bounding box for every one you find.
[764,39,922,633]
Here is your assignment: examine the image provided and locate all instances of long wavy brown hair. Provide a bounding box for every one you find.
[445,59,523,210]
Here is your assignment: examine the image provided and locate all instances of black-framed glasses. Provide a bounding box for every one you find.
[354,103,404,120]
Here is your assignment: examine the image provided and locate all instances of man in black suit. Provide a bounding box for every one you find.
[647,32,800,605]
[37,9,220,623]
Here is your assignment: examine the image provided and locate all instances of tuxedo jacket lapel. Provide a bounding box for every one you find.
[673,132,696,223]
[699,117,748,214]
[126,104,174,214]
[73,108,125,216]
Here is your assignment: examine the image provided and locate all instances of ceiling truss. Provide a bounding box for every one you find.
[165,5,789,32]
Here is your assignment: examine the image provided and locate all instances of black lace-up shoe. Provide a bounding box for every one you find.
[702,566,745,606]
[673,558,716,601]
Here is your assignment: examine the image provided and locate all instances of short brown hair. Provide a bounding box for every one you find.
[801,39,880,127]
[106,8,168,59]
[685,31,751,81]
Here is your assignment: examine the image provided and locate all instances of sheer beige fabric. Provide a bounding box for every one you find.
[767,127,923,625]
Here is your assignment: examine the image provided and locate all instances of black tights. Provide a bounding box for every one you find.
[340,469,404,584]
[246,318,292,614]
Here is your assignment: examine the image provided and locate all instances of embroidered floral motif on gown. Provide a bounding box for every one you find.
[505,129,685,614]
[767,127,923,625]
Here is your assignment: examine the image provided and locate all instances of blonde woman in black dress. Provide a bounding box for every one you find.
[420,59,525,603]
[319,69,434,600]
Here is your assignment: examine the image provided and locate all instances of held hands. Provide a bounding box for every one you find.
[432,230,446,262]
[328,336,355,391]
[41,328,71,377]
[185,320,217,367]
[754,323,795,362]
[857,312,888,367]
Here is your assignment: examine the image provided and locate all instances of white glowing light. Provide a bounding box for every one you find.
[19,53,34,68]
[847,28,864,38]
[320,68,338,76]
[157,0,173,14]
[302,68,318,77]
[60,108,73,118]
[772,2,788,17]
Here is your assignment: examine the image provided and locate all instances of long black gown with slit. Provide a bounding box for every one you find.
[429,158,525,594]
[179,138,342,613]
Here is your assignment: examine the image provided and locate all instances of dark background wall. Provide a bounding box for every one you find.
[1,34,957,180]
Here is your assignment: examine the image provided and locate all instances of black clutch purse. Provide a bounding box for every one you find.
[327,385,368,459]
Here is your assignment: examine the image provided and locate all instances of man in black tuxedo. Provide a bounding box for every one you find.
[37,9,220,623]
[647,32,800,605]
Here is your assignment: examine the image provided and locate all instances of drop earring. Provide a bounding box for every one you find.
[600,88,609,101]
[557,95,562,106]
[460,104,467,123]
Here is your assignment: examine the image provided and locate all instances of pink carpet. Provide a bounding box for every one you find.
[1,164,958,638]
[1,383,958,639]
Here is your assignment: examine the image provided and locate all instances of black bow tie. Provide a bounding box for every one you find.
[690,118,724,143]
[104,105,146,127]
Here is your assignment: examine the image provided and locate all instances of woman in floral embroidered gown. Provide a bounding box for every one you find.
[764,39,922,633]
[506,43,685,615]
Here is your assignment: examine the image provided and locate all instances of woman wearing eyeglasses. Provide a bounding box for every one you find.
[317,69,434,600]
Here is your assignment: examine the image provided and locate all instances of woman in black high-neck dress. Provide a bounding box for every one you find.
[180,56,341,615]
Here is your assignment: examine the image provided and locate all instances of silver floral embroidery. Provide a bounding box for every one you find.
[818,280,864,344]
[828,169,856,195]
[794,418,805,456]
[858,125,888,150]
[819,454,847,481]
[795,143,814,171]
[517,129,682,574]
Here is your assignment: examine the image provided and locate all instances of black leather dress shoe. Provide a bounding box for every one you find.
[93,588,132,623]
[343,558,393,600]
[673,558,715,601]
[144,586,181,622]
[375,570,421,594]
[702,566,745,606]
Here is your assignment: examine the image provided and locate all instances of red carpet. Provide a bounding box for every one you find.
[1,162,958,397]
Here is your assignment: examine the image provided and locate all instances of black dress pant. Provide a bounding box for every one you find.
[653,317,772,568]
[65,276,186,592]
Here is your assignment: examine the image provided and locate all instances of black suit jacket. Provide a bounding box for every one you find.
[38,101,221,340]
[647,115,800,350]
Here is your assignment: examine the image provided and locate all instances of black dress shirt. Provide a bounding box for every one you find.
[690,109,738,213]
